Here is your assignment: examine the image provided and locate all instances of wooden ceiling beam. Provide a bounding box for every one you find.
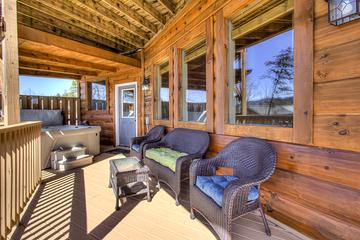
[18,49,117,72]
[18,25,141,68]
[101,0,158,34]
[17,14,125,53]
[19,69,82,80]
[70,0,150,41]
[19,61,98,76]
[232,0,294,40]
[17,1,132,51]
[19,0,143,48]
[157,0,176,15]
[130,0,166,26]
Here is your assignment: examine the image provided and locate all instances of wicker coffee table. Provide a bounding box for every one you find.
[108,157,150,210]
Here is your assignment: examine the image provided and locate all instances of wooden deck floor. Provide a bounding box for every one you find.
[11,153,306,240]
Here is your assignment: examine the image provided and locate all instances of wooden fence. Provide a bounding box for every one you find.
[0,121,42,239]
[0,95,81,125]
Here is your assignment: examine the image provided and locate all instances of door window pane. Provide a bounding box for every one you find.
[122,89,135,118]
[89,80,107,111]
[228,9,294,127]
[156,61,169,120]
[180,41,207,123]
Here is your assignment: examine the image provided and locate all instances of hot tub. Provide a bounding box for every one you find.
[41,125,101,169]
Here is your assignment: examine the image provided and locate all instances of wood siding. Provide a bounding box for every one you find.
[140,0,360,239]
[80,68,142,145]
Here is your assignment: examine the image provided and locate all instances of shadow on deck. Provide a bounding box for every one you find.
[11,153,306,240]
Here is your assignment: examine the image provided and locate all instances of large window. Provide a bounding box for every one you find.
[180,41,207,123]
[88,80,107,111]
[155,61,170,120]
[228,6,294,127]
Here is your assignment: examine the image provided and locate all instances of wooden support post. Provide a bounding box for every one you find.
[2,0,20,125]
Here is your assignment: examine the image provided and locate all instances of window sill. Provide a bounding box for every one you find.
[153,119,173,128]
[223,124,293,142]
[175,121,208,131]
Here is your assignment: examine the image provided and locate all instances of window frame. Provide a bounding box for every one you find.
[215,0,313,144]
[152,48,174,128]
[86,78,109,113]
[173,20,214,132]
[121,88,136,119]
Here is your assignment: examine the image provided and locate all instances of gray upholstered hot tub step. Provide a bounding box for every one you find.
[56,154,94,171]
[51,146,87,161]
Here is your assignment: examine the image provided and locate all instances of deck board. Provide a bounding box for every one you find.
[11,153,306,240]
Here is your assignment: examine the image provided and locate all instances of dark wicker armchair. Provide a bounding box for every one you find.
[189,137,277,240]
[143,128,210,205]
[130,125,165,160]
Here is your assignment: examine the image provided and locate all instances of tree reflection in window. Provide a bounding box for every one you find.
[229,17,294,127]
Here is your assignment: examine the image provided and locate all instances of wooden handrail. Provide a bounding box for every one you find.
[0,121,42,239]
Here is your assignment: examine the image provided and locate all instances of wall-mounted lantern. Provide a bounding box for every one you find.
[142,77,150,91]
[327,0,360,25]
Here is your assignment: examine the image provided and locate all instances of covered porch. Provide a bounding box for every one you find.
[1,0,360,239]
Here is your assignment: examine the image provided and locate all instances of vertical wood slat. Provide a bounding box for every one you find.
[1,94,79,125]
[0,122,41,240]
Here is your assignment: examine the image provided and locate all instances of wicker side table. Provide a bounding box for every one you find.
[108,157,150,210]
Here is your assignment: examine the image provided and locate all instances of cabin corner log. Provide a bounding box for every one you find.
[2,0,21,125]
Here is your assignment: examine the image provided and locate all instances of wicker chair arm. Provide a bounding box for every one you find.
[130,136,147,146]
[176,153,201,173]
[143,141,165,151]
[189,157,219,186]
[222,179,261,216]
[141,137,162,147]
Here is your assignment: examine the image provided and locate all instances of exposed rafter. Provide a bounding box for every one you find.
[19,0,143,48]
[157,0,176,15]
[19,69,82,79]
[70,0,150,41]
[101,0,158,34]
[19,49,117,72]
[19,61,98,76]
[17,0,131,51]
[18,25,141,68]
[130,0,166,26]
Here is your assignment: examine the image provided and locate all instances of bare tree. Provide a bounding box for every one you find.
[263,47,294,115]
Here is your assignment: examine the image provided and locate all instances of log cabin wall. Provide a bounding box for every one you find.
[80,67,142,145]
[142,0,360,239]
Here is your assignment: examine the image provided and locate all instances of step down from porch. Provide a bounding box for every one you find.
[51,146,93,171]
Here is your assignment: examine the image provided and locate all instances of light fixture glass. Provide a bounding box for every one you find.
[328,0,360,25]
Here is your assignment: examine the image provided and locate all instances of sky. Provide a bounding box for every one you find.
[20,75,75,96]
[240,29,294,101]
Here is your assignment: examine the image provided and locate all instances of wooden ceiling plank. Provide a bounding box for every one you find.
[157,0,176,15]
[70,0,150,41]
[17,14,126,53]
[19,61,98,76]
[17,1,131,51]
[19,69,82,79]
[19,0,143,48]
[19,49,117,72]
[18,25,141,68]
[130,0,166,26]
[101,0,158,34]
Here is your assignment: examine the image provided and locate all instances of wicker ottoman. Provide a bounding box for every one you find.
[108,157,150,210]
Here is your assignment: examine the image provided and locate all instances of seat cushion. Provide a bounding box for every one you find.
[145,147,188,172]
[196,175,259,206]
[131,144,141,152]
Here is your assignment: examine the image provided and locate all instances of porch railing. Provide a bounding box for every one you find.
[0,95,81,125]
[0,121,42,240]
